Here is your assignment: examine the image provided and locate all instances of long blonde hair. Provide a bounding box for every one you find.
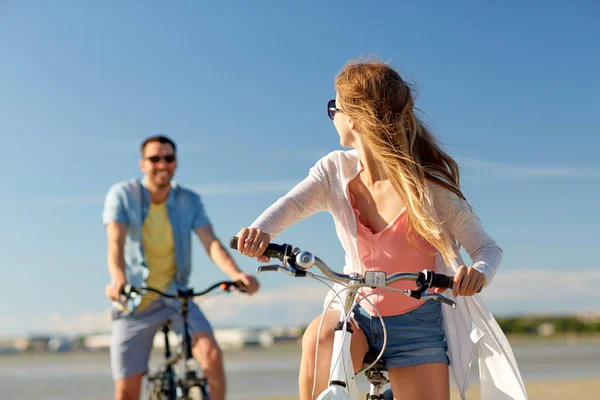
[335,58,467,263]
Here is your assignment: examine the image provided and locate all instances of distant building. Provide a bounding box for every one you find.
[14,335,52,352]
[270,326,302,343]
[9,335,73,353]
[84,334,112,351]
[83,327,283,352]
[537,323,556,337]
[48,336,72,352]
[577,312,600,323]
[0,338,19,354]
[10,325,306,354]
[149,327,276,350]
[213,328,274,349]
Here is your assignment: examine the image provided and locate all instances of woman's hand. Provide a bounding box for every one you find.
[236,227,272,262]
[452,265,486,297]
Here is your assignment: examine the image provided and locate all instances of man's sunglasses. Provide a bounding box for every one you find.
[327,99,342,120]
[144,154,176,163]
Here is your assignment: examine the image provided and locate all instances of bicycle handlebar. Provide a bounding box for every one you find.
[121,280,241,300]
[228,236,479,308]
[229,235,454,286]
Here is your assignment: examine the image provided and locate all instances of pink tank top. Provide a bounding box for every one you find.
[350,191,437,317]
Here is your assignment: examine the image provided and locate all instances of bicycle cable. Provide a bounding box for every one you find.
[310,278,388,400]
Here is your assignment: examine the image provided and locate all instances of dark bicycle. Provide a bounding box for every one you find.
[121,281,241,400]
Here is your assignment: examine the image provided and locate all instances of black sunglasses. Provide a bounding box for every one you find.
[327,99,342,120]
[144,154,176,163]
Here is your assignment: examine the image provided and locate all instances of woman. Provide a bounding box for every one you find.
[236,59,527,400]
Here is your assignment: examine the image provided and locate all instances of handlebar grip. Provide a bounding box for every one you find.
[229,236,240,250]
[220,281,242,292]
[431,273,453,289]
[435,274,482,293]
[229,236,290,261]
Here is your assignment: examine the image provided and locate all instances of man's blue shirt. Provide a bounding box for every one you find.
[102,178,211,312]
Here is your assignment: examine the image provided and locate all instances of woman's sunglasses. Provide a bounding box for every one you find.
[327,99,342,120]
[145,154,176,163]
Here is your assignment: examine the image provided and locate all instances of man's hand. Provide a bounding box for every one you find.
[105,280,127,302]
[230,272,260,295]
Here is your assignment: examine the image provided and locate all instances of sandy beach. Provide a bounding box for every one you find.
[1,337,598,399]
[262,378,600,399]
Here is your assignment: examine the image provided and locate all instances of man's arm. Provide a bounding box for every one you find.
[105,221,128,301]
[195,225,259,295]
[102,184,130,301]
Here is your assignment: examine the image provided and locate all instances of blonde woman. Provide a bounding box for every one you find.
[236,59,526,400]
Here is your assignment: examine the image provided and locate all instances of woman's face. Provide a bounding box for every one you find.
[332,93,357,148]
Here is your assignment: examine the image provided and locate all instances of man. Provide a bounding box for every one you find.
[103,135,259,400]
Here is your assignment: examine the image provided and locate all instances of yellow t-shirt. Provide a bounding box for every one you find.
[137,202,177,312]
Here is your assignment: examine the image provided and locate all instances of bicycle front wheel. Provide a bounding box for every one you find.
[186,384,209,400]
[147,382,166,400]
[146,376,176,400]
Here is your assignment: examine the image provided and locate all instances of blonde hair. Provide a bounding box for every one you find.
[335,58,467,264]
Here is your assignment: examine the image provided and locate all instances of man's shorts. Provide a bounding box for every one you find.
[110,297,213,380]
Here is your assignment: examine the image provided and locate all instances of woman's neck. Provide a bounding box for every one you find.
[355,142,387,188]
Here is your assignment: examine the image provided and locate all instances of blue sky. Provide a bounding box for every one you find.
[1,1,599,337]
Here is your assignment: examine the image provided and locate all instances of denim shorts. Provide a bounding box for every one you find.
[353,299,449,369]
[110,297,213,380]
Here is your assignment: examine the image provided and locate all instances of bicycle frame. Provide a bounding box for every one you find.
[147,298,210,400]
[147,323,178,400]
[120,282,238,400]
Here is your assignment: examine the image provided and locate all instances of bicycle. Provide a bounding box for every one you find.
[119,281,241,400]
[229,236,461,400]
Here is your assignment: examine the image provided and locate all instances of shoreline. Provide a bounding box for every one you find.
[2,332,599,356]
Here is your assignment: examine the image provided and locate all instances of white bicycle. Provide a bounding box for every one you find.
[229,236,458,400]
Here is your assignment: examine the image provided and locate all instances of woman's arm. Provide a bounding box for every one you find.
[237,156,332,260]
[432,184,503,288]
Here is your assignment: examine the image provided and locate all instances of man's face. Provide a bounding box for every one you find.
[139,142,177,189]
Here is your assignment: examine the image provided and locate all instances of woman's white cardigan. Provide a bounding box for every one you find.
[251,150,527,399]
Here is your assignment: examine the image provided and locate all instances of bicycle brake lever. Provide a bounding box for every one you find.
[257,264,307,277]
[257,265,282,273]
[421,292,456,309]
